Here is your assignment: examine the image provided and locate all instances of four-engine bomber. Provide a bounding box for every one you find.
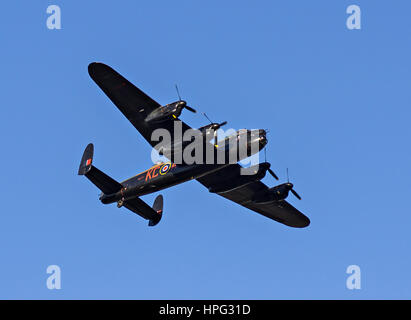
[79,62,310,228]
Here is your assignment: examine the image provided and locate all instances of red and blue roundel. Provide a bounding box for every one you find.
[159,163,171,175]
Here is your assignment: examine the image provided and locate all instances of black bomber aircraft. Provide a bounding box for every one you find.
[78,62,310,228]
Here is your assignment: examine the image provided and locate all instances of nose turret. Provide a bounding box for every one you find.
[258,129,268,148]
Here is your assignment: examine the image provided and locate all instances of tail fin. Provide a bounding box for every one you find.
[78,143,94,175]
[149,195,163,226]
[78,143,122,195]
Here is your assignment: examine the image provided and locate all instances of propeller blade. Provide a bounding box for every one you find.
[175,84,182,101]
[185,105,197,113]
[290,188,302,200]
[202,112,213,124]
[175,84,197,113]
[214,130,218,146]
[219,121,227,127]
[267,168,279,180]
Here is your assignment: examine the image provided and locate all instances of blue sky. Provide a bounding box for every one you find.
[1,1,410,299]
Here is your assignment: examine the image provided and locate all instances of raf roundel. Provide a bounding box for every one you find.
[159,163,171,175]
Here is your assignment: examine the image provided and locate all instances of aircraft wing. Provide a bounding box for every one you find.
[197,164,310,228]
[88,62,193,148]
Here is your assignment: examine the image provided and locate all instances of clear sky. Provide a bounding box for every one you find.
[1,1,410,299]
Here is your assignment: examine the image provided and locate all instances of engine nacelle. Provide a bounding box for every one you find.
[253,183,293,204]
[268,184,291,201]
[198,123,223,134]
[145,101,185,123]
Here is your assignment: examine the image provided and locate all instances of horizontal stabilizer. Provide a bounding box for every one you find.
[84,166,122,195]
[78,143,122,195]
[124,195,163,227]
[78,143,163,226]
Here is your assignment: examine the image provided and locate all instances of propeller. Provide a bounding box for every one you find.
[263,150,301,200]
[267,167,279,180]
[184,104,197,113]
[286,168,302,200]
[202,113,227,146]
[264,148,279,180]
[175,85,197,113]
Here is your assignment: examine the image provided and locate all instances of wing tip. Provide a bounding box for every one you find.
[298,216,311,228]
[291,215,310,228]
[88,62,112,79]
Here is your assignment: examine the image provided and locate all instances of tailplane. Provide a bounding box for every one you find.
[78,143,122,195]
[78,143,164,226]
[123,195,164,227]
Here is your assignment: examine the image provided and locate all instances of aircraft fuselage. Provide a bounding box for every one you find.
[99,162,227,204]
[99,129,268,205]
